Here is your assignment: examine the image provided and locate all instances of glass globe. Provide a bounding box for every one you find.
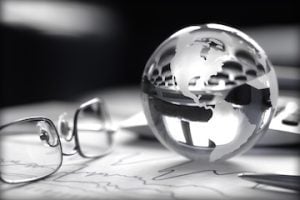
[141,24,278,162]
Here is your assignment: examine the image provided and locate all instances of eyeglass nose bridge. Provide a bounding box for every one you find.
[62,148,78,156]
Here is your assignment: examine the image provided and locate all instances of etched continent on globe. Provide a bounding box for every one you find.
[141,24,278,161]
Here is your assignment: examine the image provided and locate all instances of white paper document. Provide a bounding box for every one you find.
[1,130,299,200]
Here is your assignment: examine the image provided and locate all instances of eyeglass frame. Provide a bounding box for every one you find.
[0,98,114,184]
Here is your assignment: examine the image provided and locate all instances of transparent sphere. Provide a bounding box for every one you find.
[141,24,278,162]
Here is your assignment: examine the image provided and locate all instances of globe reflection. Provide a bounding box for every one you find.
[141,24,278,161]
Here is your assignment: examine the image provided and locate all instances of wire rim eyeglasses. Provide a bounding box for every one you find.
[0,98,114,184]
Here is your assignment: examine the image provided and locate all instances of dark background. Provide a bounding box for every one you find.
[1,0,299,107]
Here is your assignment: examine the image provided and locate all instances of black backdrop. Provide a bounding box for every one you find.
[1,0,298,107]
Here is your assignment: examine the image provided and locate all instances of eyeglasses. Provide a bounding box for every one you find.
[0,98,114,184]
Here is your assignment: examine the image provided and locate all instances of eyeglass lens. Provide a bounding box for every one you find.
[0,120,62,183]
[77,101,112,157]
